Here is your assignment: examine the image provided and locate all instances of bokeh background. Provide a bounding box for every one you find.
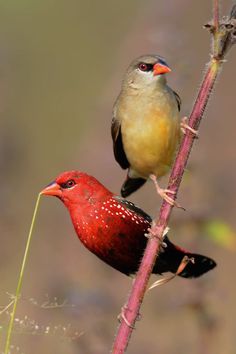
[0,1,236,353]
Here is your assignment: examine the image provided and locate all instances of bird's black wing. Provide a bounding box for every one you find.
[111,116,130,169]
[173,90,181,111]
[113,196,152,223]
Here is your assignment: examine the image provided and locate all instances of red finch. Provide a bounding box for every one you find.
[41,170,216,278]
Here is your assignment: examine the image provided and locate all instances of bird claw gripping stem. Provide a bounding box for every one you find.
[149,174,185,209]
[181,117,199,138]
[144,227,167,249]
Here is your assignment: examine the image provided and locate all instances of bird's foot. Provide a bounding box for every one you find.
[181,117,199,138]
[145,226,167,250]
[149,175,184,209]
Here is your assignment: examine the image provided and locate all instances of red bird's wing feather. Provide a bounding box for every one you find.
[114,196,216,278]
[113,196,152,223]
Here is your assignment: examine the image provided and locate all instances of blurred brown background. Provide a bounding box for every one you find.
[0,1,236,353]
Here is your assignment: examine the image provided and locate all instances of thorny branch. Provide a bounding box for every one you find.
[111,3,236,353]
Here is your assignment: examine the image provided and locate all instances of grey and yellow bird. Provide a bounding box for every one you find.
[111,54,183,203]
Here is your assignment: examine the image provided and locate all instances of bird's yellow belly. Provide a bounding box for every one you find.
[122,111,180,178]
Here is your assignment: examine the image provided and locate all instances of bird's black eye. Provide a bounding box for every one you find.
[138,62,153,72]
[61,179,76,189]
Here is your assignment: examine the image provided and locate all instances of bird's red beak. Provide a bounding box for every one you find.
[153,63,171,76]
[40,182,62,197]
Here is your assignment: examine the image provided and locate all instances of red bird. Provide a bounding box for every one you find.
[41,170,216,278]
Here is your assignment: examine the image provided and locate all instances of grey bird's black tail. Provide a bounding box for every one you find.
[121,176,146,197]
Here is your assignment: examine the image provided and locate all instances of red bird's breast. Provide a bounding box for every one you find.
[68,195,150,275]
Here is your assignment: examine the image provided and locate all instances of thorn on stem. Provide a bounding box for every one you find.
[204,22,215,33]
[118,305,136,329]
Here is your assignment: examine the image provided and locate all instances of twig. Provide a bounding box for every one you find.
[0,300,14,316]
[111,2,236,353]
[4,194,42,354]
[213,0,220,32]
[148,255,194,290]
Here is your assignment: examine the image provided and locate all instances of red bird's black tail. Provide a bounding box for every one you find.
[153,236,216,278]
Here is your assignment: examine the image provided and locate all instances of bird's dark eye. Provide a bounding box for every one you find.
[61,179,76,189]
[138,63,153,72]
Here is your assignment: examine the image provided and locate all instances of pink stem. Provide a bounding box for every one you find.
[112,2,236,352]
[112,62,218,354]
[213,0,219,31]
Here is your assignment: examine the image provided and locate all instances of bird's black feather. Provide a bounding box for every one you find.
[121,176,146,198]
[173,90,181,111]
[111,117,129,169]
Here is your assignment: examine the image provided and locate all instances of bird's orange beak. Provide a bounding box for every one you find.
[153,63,171,76]
[40,182,62,197]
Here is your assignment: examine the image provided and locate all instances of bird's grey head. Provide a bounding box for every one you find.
[123,55,171,89]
